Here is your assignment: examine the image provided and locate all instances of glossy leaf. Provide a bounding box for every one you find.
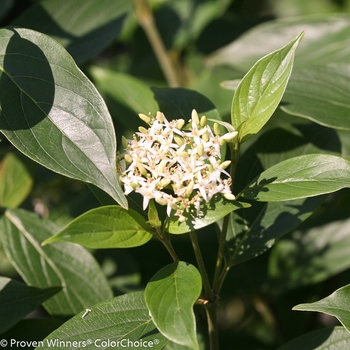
[269,217,350,291]
[0,276,60,333]
[11,0,132,64]
[231,32,303,142]
[225,196,324,266]
[0,27,127,208]
[42,205,153,248]
[293,284,350,332]
[282,64,350,130]
[241,154,350,202]
[145,262,202,349]
[0,152,34,208]
[152,87,221,121]
[208,14,350,71]
[165,197,250,235]
[42,292,168,350]
[0,208,113,316]
[277,326,350,350]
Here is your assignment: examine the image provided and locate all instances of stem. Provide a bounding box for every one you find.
[133,0,180,87]
[205,302,219,350]
[189,230,215,302]
[158,231,179,262]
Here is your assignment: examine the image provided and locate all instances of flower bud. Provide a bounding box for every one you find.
[219,160,231,170]
[124,154,132,164]
[176,119,185,130]
[122,135,128,148]
[185,180,195,198]
[221,131,238,142]
[191,109,200,126]
[201,130,209,142]
[138,113,151,124]
[223,193,236,200]
[197,142,204,156]
[155,197,167,206]
[213,123,221,136]
[156,111,164,123]
[200,115,207,128]
[174,135,184,146]
[138,126,148,134]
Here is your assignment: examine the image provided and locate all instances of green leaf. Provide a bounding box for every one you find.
[225,196,324,266]
[42,292,168,350]
[269,217,350,291]
[11,0,132,64]
[165,197,251,235]
[42,205,153,248]
[0,152,34,208]
[282,64,350,130]
[276,326,350,350]
[231,32,303,142]
[293,284,350,332]
[90,66,158,116]
[207,14,350,71]
[0,208,113,316]
[0,276,60,333]
[152,87,221,121]
[241,154,350,202]
[0,27,127,208]
[145,262,202,349]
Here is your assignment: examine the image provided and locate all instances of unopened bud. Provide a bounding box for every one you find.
[221,131,238,142]
[124,154,132,163]
[156,111,164,123]
[201,130,209,142]
[155,197,167,206]
[139,113,151,124]
[200,115,207,128]
[219,160,231,170]
[191,109,200,126]
[138,126,148,134]
[213,123,221,136]
[160,178,171,188]
[197,142,204,156]
[137,162,148,176]
[185,180,195,198]
[174,135,185,146]
[122,135,128,148]
[223,193,236,200]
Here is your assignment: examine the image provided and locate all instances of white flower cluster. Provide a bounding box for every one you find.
[119,110,237,222]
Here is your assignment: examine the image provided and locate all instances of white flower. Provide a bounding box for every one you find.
[119,110,237,221]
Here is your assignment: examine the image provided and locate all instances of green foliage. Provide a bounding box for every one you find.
[1,1,350,349]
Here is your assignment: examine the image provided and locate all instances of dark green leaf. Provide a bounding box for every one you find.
[269,217,350,290]
[208,14,350,71]
[231,32,303,142]
[0,27,127,208]
[0,208,113,316]
[41,292,168,350]
[0,152,34,208]
[165,197,250,235]
[152,87,221,121]
[293,284,350,332]
[282,64,350,130]
[277,326,350,350]
[225,196,324,266]
[145,262,202,349]
[42,205,153,248]
[0,277,60,333]
[11,0,132,64]
[241,154,350,202]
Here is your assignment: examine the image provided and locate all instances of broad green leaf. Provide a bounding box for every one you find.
[0,27,127,208]
[269,217,350,291]
[282,64,350,130]
[0,0,13,22]
[90,66,158,116]
[0,152,34,208]
[207,14,350,71]
[277,326,350,350]
[11,0,132,64]
[0,208,113,316]
[41,292,168,350]
[293,284,350,332]
[231,32,303,142]
[42,205,153,248]
[225,196,324,266]
[145,262,202,349]
[240,154,350,202]
[0,277,60,333]
[152,87,221,122]
[165,197,250,234]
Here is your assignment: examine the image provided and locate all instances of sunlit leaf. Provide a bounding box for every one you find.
[231,32,303,142]
[0,27,127,208]
[42,205,153,248]
[293,284,350,332]
[241,154,350,202]
[0,208,113,316]
[42,292,168,350]
[145,262,202,349]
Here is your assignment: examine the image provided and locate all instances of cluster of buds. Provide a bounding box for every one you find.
[119,110,237,222]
